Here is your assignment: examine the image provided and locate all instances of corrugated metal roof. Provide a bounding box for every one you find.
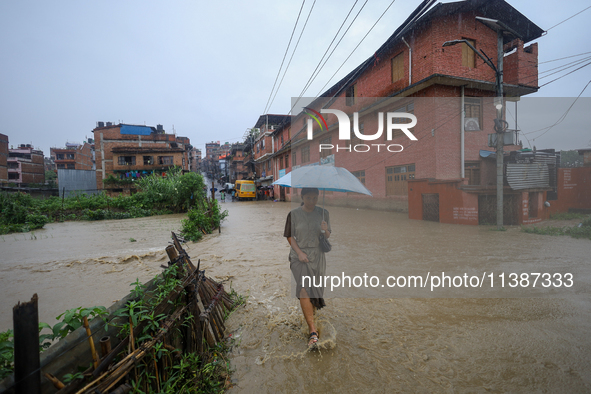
[506,163,549,190]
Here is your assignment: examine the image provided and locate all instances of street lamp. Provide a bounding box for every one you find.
[443,19,514,230]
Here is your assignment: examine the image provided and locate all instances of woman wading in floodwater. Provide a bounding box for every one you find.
[284,188,331,348]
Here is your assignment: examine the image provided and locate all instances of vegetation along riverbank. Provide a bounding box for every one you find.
[0,169,227,239]
[521,212,591,240]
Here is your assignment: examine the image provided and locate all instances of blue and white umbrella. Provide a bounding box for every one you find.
[273,165,372,196]
[273,166,372,221]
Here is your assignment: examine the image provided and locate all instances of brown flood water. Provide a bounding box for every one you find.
[1,200,590,393]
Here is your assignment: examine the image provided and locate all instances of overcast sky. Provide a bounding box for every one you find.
[1,0,590,157]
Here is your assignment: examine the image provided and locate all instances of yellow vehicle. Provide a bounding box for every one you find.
[235,180,256,200]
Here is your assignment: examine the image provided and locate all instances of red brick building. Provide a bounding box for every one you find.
[228,143,247,182]
[278,0,549,224]
[92,123,191,192]
[0,133,8,183]
[7,144,45,184]
[189,147,202,173]
[50,141,94,171]
[252,114,290,188]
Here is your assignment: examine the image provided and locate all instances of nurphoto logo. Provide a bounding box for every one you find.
[304,107,418,153]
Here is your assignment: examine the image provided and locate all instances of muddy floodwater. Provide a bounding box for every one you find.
[1,200,590,393]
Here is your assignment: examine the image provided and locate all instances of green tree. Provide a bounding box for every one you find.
[45,170,57,188]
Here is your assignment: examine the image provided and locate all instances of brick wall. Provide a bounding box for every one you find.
[20,160,45,184]
[504,40,538,87]
[547,167,591,214]
[408,179,479,225]
[0,133,8,182]
[77,143,94,170]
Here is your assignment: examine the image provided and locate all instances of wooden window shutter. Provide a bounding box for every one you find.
[461,39,475,68]
[391,53,404,82]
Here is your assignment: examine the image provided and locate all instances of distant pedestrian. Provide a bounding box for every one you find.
[220,190,226,202]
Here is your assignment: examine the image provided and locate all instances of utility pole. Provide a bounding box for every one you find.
[494,28,504,230]
[444,18,516,230]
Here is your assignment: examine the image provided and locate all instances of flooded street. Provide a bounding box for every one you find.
[1,200,590,392]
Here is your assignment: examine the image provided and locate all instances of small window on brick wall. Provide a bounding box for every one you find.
[464,98,482,131]
[351,170,365,184]
[465,161,480,185]
[320,137,332,159]
[118,156,136,165]
[346,84,356,106]
[301,145,310,163]
[391,52,404,82]
[158,156,173,165]
[461,38,476,68]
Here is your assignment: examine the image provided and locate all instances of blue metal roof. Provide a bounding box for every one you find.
[120,125,152,136]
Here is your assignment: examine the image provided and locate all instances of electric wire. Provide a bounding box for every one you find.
[267,0,319,114]
[262,0,307,115]
[546,4,591,31]
[315,0,398,98]
[539,61,591,87]
[538,55,591,76]
[539,51,591,64]
[523,79,591,139]
[294,0,368,108]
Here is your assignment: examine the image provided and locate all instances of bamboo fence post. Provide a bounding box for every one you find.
[200,281,225,337]
[198,286,221,343]
[165,245,178,267]
[13,294,41,394]
[99,336,111,359]
[195,289,216,347]
[82,317,99,370]
[43,372,65,390]
[129,318,138,382]
[152,349,160,392]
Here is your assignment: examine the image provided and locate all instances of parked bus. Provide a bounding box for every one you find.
[235,180,256,200]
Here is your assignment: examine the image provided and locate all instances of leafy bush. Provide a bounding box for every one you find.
[135,168,206,212]
[181,200,228,242]
[0,330,14,380]
[25,214,50,230]
[103,174,133,185]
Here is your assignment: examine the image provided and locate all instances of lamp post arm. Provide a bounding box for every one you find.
[443,39,497,72]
